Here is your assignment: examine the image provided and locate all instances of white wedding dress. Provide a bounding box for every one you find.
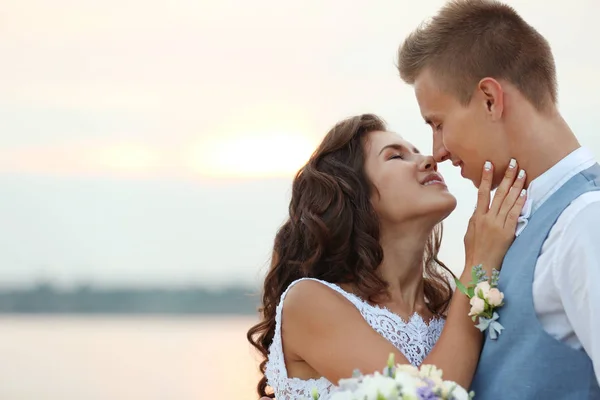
[264,278,445,400]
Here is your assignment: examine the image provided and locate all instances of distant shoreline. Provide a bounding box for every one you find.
[0,283,260,315]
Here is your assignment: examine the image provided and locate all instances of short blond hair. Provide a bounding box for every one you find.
[398,0,557,110]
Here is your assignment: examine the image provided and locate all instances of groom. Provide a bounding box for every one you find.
[397,0,600,398]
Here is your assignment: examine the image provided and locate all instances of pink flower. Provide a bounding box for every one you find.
[486,288,504,307]
[469,296,485,316]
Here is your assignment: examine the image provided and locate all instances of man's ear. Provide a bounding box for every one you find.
[477,77,504,120]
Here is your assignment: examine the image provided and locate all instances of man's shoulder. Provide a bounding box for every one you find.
[557,190,600,233]
[540,191,600,260]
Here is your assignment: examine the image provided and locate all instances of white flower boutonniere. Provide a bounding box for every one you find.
[455,264,505,340]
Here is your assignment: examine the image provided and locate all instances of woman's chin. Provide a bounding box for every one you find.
[429,195,458,223]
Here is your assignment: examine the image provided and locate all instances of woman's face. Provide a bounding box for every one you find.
[363,130,457,226]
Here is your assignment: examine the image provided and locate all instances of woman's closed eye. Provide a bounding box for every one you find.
[388,153,405,160]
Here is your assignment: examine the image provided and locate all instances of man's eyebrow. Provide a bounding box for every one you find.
[423,114,441,126]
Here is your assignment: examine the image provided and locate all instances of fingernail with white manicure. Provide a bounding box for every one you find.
[520,189,527,197]
[518,169,525,179]
[484,161,492,171]
[509,158,517,168]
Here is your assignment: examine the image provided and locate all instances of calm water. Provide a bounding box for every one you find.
[0,315,261,399]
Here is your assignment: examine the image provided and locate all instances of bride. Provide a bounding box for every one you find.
[247,114,526,399]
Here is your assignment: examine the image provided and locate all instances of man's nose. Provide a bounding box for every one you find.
[432,130,450,163]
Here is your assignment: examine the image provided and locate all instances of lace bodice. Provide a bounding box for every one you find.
[264,278,445,400]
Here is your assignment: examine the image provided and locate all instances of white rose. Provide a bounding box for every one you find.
[394,370,418,396]
[355,374,397,400]
[418,365,443,388]
[441,380,469,400]
[468,296,485,316]
[475,281,491,298]
[337,377,360,392]
[486,288,504,307]
[394,364,419,377]
[329,390,356,400]
[419,364,443,379]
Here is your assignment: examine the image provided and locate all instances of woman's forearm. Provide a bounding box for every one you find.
[421,267,482,388]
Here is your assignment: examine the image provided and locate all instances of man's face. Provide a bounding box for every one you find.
[413,69,508,188]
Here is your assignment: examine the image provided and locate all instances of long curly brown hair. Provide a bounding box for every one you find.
[246,114,454,398]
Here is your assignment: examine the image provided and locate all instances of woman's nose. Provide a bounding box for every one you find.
[420,155,438,171]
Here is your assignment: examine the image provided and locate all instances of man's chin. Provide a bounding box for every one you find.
[466,170,500,190]
[463,170,480,188]
[462,168,485,188]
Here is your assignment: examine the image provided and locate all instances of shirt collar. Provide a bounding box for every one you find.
[515,146,596,236]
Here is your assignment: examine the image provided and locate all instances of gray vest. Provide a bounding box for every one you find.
[470,163,600,399]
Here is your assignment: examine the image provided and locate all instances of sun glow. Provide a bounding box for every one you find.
[0,130,319,180]
[189,131,317,179]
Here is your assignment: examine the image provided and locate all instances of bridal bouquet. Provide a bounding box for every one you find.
[313,354,473,400]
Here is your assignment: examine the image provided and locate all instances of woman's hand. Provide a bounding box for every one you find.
[464,159,527,277]
[426,160,527,388]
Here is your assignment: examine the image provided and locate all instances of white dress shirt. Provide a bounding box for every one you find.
[516,146,600,384]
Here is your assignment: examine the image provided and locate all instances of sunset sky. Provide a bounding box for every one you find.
[1,0,600,288]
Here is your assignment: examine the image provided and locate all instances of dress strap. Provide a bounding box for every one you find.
[271,278,366,378]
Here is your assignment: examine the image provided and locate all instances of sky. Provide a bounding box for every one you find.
[1,0,600,288]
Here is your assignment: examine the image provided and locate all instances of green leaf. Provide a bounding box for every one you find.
[471,266,479,284]
[454,278,469,296]
[467,287,475,298]
[387,352,395,369]
[311,388,319,400]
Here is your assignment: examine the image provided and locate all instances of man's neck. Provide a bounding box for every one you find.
[508,108,580,187]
